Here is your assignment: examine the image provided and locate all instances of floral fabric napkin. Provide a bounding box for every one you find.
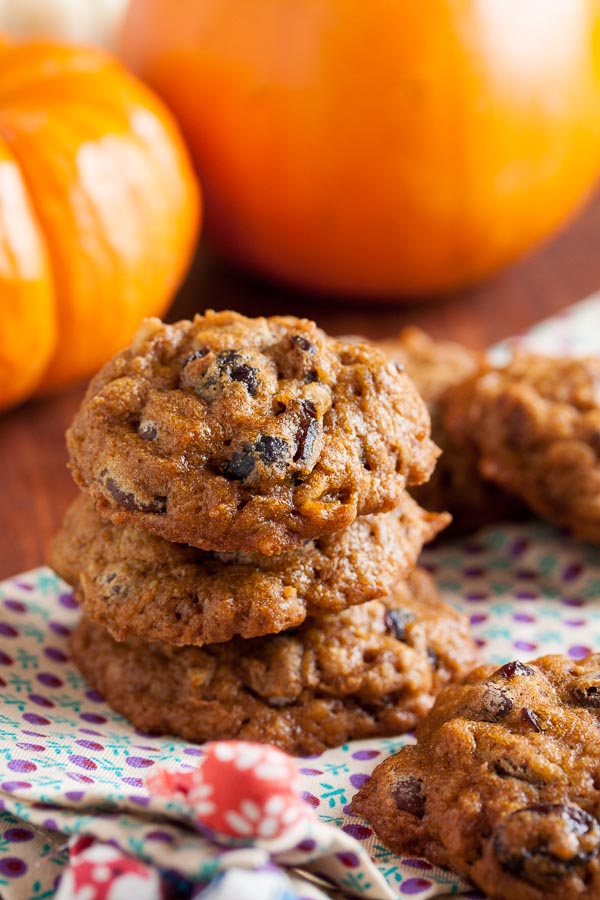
[1,294,600,900]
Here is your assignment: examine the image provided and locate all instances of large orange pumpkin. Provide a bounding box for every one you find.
[0,38,200,412]
[122,0,600,298]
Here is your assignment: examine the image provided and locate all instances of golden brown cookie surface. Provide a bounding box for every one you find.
[67,311,438,554]
[52,493,448,645]
[70,569,479,755]
[352,653,600,900]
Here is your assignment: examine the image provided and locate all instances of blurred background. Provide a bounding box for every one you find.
[3,0,600,575]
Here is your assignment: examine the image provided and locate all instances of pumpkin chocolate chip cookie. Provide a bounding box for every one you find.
[67,310,438,555]
[52,493,448,645]
[443,352,600,543]
[377,327,525,534]
[352,653,600,900]
[70,568,479,755]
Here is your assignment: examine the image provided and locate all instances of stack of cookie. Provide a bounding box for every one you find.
[52,310,479,755]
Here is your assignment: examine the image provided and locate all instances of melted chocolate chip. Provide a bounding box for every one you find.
[480,684,513,721]
[215,351,259,396]
[572,672,600,708]
[216,349,241,367]
[223,435,289,481]
[103,477,166,514]
[493,804,600,886]
[184,348,260,399]
[494,660,535,679]
[138,422,157,441]
[294,400,319,464]
[520,707,542,732]
[223,447,255,481]
[384,609,415,641]
[493,759,538,783]
[291,334,315,353]
[255,434,289,464]
[393,776,425,819]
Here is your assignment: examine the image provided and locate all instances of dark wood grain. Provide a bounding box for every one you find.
[3,190,600,579]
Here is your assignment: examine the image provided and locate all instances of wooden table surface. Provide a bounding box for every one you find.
[3,192,600,580]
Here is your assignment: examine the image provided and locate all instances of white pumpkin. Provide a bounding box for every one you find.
[0,0,129,50]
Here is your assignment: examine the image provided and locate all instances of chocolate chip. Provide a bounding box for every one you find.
[107,581,127,599]
[427,648,440,669]
[494,660,535,679]
[184,349,260,399]
[181,347,210,368]
[305,370,320,383]
[493,759,538,783]
[216,349,241,367]
[290,334,315,353]
[384,609,415,641]
[99,571,128,598]
[255,434,289,464]
[493,804,600,886]
[520,707,542,731]
[223,446,255,481]
[393,776,425,819]
[480,684,513,721]
[138,422,157,441]
[215,351,259,396]
[572,672,600,708]
[294,400,319,464]
[104,477,166,514]
[222,435,289,481]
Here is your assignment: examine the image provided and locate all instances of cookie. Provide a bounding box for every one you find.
[67,311,438,555]
[52,493,448,646]
[352,653,600,900]
[443,352,600,543]
[377,327,480,411]
[70,568,479,755]
[377,328,525,534]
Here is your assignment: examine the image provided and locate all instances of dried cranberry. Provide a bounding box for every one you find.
[494,661,535,679]
[393,776,425,819]
[291,334,315,353]
[493,804,600,886]
[384,609,415,641]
